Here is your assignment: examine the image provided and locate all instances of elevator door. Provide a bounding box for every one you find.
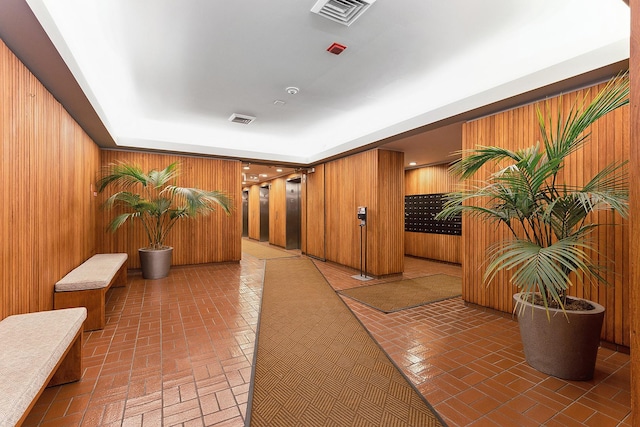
[242,190,248,237]
[285,179,301,250]
[259,187,269,242]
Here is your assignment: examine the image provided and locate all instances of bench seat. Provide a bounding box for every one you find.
[54,253,128,331]
[0,307,86,427]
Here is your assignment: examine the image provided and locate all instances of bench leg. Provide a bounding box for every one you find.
[54,289,105,331]
[15,326,84,426]
[112,263,128,288]
[48,328,83,387]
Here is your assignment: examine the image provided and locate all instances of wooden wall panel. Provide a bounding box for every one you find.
[404,164,461,263]
[323,149,404,276]
[265,173,303,249]
[1,39,100,319]
[374,150,405,275]
[629,0,639,420]
[97,151,242,268]
[303,164,325,259]
[462,82,630,346]
[247,185,261,240]
[325,151,373,271]
[268,177,287,248]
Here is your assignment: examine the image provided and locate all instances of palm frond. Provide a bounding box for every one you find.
[147,162,180,189]
[106,212,139,232]
[539,73,629,165]
[98,162,233,248]
[449,146,524,179]
[162,186,232,216]
[485,236,597,307]
[97,162,149,192]
[442,74,629,307]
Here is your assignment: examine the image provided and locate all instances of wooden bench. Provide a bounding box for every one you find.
[0,307,86,427]
[54,253,128,331]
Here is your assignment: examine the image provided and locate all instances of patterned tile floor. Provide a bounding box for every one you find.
[24,246,631,426]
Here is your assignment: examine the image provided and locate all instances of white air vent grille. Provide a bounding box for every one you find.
[228,113,256,124]
[311,0,376,26]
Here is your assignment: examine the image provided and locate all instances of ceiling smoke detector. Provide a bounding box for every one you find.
[311,0,376,26]
[228,113,256,124]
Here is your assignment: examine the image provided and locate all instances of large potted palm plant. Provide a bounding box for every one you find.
[98,161,232,279]
[437,74,629,380]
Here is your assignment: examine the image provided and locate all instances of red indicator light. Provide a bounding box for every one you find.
[327,43,347,55]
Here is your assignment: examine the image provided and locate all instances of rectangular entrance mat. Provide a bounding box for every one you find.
[241,238,296,260]
[338,274,462,313]
[247,257,445,427]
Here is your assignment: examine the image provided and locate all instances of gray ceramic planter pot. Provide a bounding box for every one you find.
[513,292,605,381]
[139,247,173,279]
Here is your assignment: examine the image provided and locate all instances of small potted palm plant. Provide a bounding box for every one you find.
[98,161,232,279]
[437,74,629,380]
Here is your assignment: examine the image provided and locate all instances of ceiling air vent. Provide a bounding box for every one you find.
[228,113,256,124]
[311,0,376,26]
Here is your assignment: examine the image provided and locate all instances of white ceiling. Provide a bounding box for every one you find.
[2,0,631,170]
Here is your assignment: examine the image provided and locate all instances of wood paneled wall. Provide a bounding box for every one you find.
[322,149,404,276]
[268,177,287,248]
[97,151,242,268]
[462,82,630,346]
[374,150,405,274]
[404,164,462,263]
[303,164,325,259]
[247,185,261,240]
[629,0,639,421]
[1,39,100,319]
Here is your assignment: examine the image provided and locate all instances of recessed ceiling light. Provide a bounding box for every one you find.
[276,168,283,172]
[409,162,417,166]
[260,174,268,177]
[286,87,299,95]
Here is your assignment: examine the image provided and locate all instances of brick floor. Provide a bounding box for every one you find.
[23,245,631,426]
